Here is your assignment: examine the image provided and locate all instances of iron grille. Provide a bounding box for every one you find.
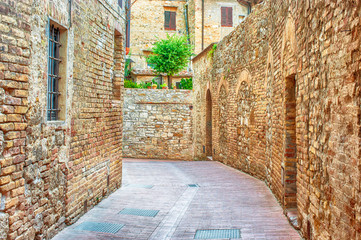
[75,222,124,234]
[47,24,61,121]
[118,208,159,217]
[194,229,241,239]
[188,184,199,188]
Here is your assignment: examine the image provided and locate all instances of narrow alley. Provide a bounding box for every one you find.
[53,159,300,239]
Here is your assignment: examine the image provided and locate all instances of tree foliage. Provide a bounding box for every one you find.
[146,34,193,77]
[179,78,193,90]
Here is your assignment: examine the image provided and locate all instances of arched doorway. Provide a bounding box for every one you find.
[284,74,297,209]
[206,89,212,157]
[237,80,253,172]
[218,85,228,160]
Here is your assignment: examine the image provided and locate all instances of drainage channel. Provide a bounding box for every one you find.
[148,186,199,240]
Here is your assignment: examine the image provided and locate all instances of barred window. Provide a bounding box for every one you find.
[47,22,67,121]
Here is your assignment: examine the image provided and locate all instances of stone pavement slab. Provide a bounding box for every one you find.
[53,159,301,240]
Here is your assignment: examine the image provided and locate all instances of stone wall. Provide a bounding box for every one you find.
[0,0,125,239]
[193,0,361,239]
[123,89,193,160]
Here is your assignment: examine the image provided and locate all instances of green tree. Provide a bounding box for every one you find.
[146,34,193,87]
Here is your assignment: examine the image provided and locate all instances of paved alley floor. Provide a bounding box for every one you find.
[53,159,301,240]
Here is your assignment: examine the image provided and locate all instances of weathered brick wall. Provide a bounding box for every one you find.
[66,0,124,225]
[0,0,125,239]
[123,89,193,160]
[0,0,32,238]
[193,0,361,239]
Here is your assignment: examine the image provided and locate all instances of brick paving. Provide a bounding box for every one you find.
[53,159,301,240]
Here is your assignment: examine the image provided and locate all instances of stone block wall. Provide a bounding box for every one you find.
[0,0,125,239]
[193,0,361,239]
[123,89,193,160]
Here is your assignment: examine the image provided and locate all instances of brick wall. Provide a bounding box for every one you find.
[66,0,124,225]
[123,89,193,160]
[0,0,31,238]
[0,0,125,239]
[193,0,361,239]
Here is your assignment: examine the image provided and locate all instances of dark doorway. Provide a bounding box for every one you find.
[284,74,297,209]
[206,89,212,157]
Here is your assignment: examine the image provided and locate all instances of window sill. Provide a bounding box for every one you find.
[46,120,66,127]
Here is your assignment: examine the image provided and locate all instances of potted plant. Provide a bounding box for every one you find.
[151,83,157,89]
[144,82,152,89]
[160,83,168,89]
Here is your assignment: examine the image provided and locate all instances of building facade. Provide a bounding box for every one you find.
[128,0,252,83]
[0,0,125,239]
[188,0,252,54]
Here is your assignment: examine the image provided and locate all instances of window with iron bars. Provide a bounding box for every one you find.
[47,24,62,121]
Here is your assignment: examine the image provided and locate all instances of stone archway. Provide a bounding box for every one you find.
[206,89,213,157]
[218,85,228,160]
[281,16,298,211]
[284,74,297,209]
[236,75,254,172]
[265,49,274,188]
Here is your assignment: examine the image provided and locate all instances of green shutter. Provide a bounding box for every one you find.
[170,12,176,30]
[165,11,170,29]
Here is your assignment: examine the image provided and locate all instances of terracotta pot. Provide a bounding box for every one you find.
[162,87,168,89]
[152,86,157,89]
[147,86,151,89]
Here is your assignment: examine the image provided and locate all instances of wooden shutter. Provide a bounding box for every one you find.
[165,11,176,30]
[165,11,171,29]
[227,7,233,27]
[221,7,232,27]
[170,12,176,30]
[221,7,227,26]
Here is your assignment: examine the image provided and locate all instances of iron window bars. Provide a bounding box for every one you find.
[47,24,62,121]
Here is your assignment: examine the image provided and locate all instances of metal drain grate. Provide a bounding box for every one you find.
[119,208,159,217]
[125,184,154,189]
[194,229,240,239]
[188,184,199,187]
[75,222,124,234]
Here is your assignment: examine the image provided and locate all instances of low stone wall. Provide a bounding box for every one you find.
[123,89,193,160]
